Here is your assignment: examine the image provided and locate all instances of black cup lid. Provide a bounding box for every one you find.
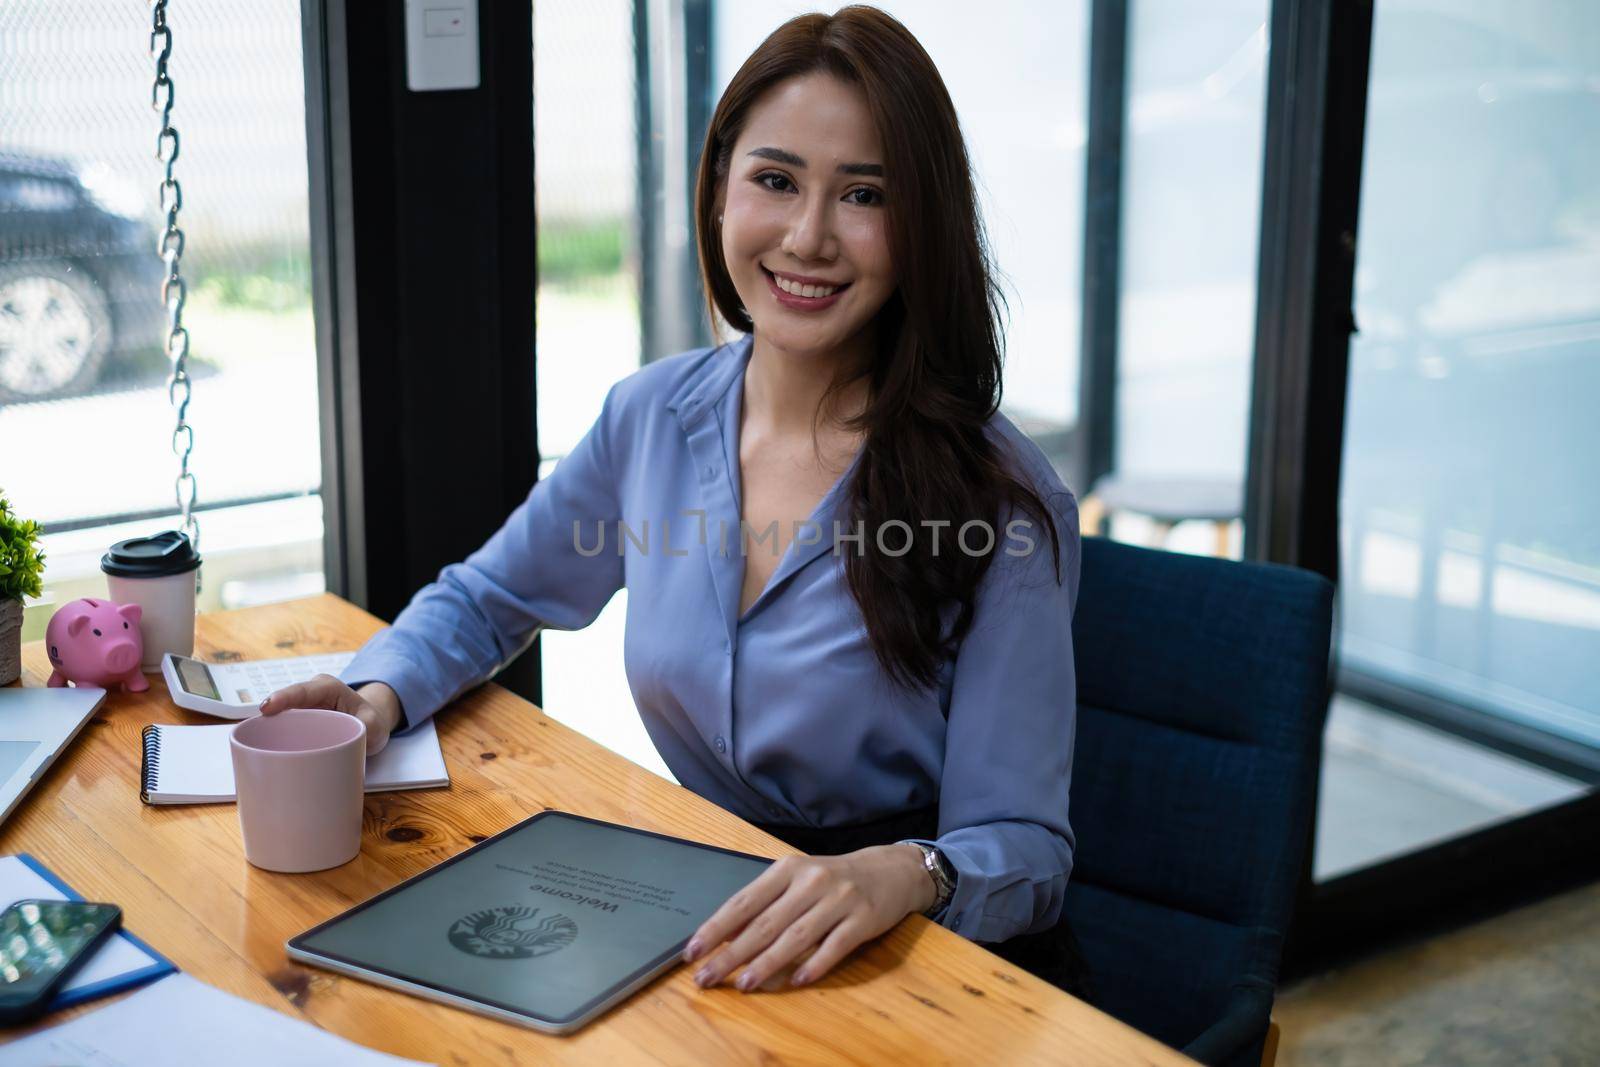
[101,530,202,578]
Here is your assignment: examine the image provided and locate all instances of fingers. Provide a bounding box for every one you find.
[352,703,391,755]
[258,680,310,716]
[258,674,356,717]
[257,674,387,752]
[692,882,815,990]
[691,860,833,990]
[685,855,893,993]
[683,858,795,966]
[788,913,871,987]
[733,894,851,992]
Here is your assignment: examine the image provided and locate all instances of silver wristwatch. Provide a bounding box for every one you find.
[900,841,956,918]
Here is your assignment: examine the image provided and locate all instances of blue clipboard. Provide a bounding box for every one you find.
[13,853,178,1011]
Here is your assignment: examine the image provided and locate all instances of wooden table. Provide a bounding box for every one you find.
[1,594,1190,1065]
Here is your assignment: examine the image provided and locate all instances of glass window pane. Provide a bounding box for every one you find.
[534,0,641,464]
[1341,0,1600,749]
[533,0,666,779]
[1099,0,1269,558]
[0,0,323,634]
[1321,0,1599,877]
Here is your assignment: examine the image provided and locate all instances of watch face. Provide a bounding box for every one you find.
[927,850,956,910]
[925,851,956,917]
[903,842,955,907]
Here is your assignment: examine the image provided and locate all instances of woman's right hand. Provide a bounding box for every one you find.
[258,675,403,755]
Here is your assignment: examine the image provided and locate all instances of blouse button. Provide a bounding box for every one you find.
[703,463,717,480]
[714,735,727,753]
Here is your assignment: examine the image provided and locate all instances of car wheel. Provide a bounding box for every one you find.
[0,259,114,404]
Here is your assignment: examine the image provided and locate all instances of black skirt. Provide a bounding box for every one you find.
[750,803,1094,1003]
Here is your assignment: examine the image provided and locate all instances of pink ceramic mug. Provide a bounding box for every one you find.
[230,709,366,873]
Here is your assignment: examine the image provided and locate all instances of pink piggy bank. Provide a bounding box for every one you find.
[46,598,149,693]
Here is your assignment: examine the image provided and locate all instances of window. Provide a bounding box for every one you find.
[532,0,668,778]
[1322,0,1598,877]
[534,0,642,464]
[1095,0,1271,558]
[0,0,324,639]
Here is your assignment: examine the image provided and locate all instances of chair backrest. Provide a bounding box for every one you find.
[1066,537,1334,1063]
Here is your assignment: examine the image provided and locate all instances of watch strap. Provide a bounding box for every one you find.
[899,840,956,918]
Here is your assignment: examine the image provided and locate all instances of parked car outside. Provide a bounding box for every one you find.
[0,151,165,404]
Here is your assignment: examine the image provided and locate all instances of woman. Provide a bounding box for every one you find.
[262,5,1087,998]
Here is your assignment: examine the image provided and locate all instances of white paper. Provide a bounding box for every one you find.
[366,719,451,790]
[0,855,163,996]
[2,972,432,1066]
[147,719,449,803]
[148,722,239,800]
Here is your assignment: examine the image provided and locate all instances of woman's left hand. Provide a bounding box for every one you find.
[682,843,935,992]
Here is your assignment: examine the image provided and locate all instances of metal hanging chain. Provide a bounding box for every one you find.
[150,0,200,566]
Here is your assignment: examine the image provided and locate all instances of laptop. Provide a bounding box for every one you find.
[0,686,107,827]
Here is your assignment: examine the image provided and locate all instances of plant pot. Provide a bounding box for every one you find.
[0,598,21,686]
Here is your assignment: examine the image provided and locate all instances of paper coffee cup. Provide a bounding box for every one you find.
[101,530,201,671]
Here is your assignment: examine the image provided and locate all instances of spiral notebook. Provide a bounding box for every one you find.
[139,720,449,805]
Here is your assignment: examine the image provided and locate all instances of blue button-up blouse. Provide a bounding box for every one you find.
[341,335,1081,944]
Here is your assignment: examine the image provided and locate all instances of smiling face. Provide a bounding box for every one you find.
[717,71,897,368]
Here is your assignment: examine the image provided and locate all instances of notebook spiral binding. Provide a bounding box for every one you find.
[140,724,162,805]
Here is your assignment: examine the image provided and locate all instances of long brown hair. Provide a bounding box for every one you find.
[694,5,1062,691]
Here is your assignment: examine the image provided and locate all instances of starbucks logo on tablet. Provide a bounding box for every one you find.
[448,906,579,959]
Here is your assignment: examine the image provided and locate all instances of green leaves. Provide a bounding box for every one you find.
[0,491,45,602]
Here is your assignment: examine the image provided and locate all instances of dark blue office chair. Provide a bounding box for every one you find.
[1067,537,1334,1067]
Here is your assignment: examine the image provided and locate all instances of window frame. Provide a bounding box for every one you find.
[302,0,540,699]
[1086,0,1600,973]
[1241,0,1600,974]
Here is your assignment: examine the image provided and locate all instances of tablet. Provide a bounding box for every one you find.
[286,810,772,1033]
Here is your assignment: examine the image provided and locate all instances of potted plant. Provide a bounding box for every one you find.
[0,491,45,686]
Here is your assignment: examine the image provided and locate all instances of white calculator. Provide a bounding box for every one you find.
[160,651,358,720]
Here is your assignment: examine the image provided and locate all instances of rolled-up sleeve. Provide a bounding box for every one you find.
[340,385,626,731]
[904,490,1081,944]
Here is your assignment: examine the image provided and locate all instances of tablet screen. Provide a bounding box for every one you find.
[290,811,771,1027]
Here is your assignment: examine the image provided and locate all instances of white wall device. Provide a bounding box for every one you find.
[404,1,480,92]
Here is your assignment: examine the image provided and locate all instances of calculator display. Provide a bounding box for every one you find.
[175,657,220,699]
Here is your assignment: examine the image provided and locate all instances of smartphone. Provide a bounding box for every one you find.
[0,899,122,1026]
